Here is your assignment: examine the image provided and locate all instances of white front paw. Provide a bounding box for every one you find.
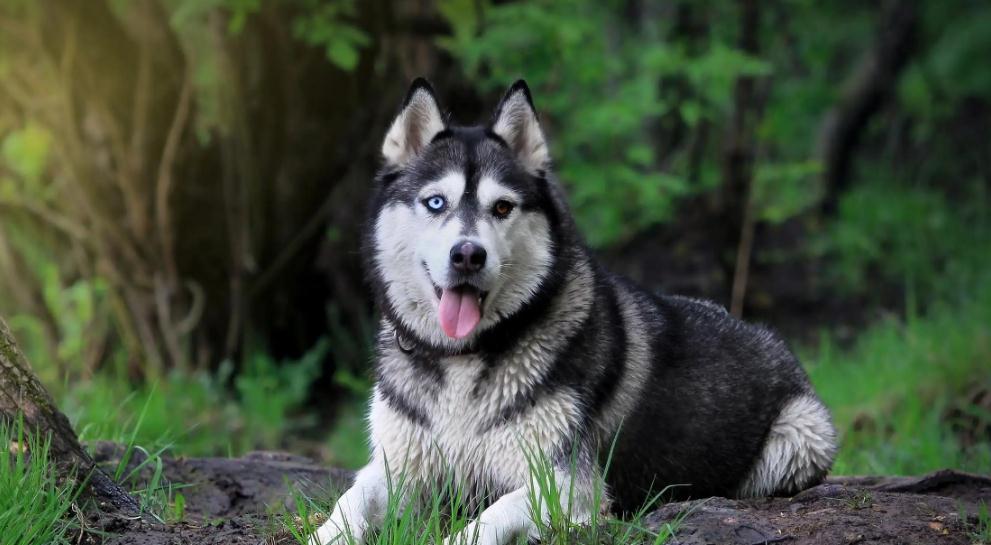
[311,522,343,545]
[312,518,362,545]
[442,522,498,545]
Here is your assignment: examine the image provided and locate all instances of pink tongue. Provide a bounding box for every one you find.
[438,288,481,339]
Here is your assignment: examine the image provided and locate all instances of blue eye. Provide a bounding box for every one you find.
[424,195,446,212]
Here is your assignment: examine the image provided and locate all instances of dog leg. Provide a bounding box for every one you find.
[443,465,598,545]
[313,456,390,545]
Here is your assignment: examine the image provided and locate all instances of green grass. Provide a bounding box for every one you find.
[103,392,188,523]
[281,442,688,545]
[0,420,80,545]
[969,501,990,545]
[57,341,325,458]
[805,272,991,475]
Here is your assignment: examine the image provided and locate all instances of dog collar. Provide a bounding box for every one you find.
[395,330,415,354]
[393,328,478,358]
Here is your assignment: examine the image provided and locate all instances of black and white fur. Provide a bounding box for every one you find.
[314,79,837,545]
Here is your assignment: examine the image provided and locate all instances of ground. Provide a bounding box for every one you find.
[86,444,990,545]
[648,472,990,545]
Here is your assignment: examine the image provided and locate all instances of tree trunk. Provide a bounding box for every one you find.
[0,317,139,515]
[725,0,763,317]
[817,0,917,215]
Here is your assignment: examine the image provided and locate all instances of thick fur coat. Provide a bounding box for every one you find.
[314,79,837,545]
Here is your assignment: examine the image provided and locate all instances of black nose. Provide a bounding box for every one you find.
[450,241,487,273]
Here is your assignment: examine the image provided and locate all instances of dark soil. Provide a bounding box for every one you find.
[649,471,991,545]
[86,443,349,545]
[83,445,990,545]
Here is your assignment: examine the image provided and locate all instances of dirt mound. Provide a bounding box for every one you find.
[648,472,990,545]
[85,445,990,545]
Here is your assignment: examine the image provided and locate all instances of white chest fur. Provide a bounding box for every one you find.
[369,352,580,499]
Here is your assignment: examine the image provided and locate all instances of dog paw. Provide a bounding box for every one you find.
[310,526,336,545]
[442,522,499,545]
[441,528,473,545]
[312,520,355,545]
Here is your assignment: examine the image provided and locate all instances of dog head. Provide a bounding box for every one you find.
[369,79,565,350]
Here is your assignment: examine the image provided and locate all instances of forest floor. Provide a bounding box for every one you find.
[82,443,991,545]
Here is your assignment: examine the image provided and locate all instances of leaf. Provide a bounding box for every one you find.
[1,124,51,183]
[290,0,369,72]
[626,144,653,166]
[680,101,702,126]
[326,39,360,70]
[173,493,186,521]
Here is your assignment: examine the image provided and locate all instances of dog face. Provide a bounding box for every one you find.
[370,80,559,349]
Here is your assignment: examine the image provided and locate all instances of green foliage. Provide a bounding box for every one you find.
[806,270,991,475]
[8,269,112,386]
[0,420,79,545]
[900,2,991,121]
[752,161,822,223]
[234,339,326,449]
[292,0,370,70]
[436,1,879,246]
[0,123,51,189]
[440,0,775,245]
[11,263,112,382]
[62,340,325,457]
[817,179,989,300]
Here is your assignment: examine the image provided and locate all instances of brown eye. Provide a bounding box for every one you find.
[492,200,515,219]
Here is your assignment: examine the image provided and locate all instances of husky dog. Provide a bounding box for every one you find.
[314,79,836,545]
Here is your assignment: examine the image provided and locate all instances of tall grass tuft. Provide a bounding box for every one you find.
[0,418,80,545]
[283,444,687,545]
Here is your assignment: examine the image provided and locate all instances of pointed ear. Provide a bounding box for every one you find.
[382,78,446,167]
[491,80,549,174]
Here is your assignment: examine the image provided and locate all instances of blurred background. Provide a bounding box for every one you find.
[0,0,988,474]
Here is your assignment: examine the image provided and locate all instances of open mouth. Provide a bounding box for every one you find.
[433,283,489,339]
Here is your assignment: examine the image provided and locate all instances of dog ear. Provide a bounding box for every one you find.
[491,80,549,174]
[382,78,445,167]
